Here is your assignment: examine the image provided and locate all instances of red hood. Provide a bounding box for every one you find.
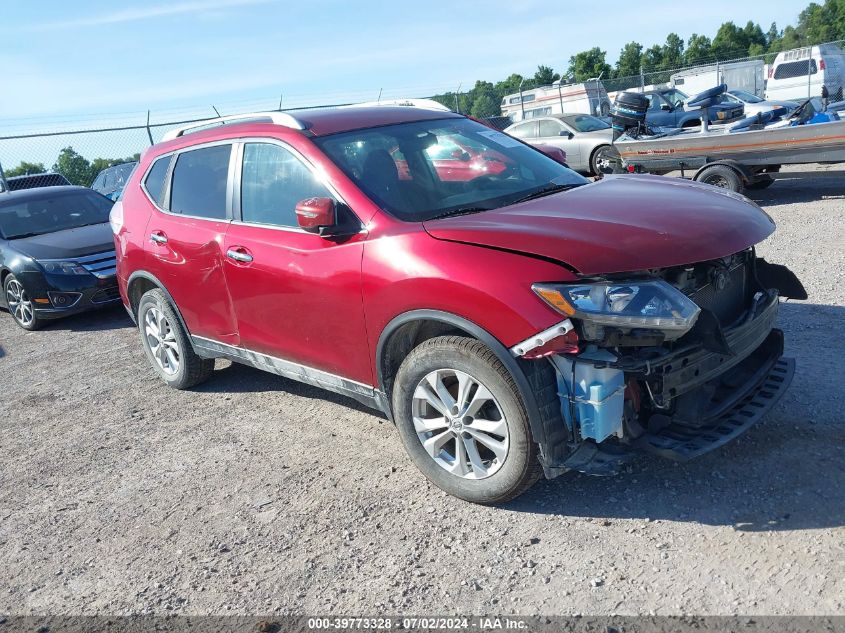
[423,174,775,275]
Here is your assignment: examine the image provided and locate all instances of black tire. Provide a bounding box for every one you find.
[3,274,43,331]
[590,144,615,176]
[391,335,542,504]
[696,165,745,194]
[137,288,214,389]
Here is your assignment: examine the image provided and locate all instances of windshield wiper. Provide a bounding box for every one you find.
[510,183,581,205]
[426,207,491,221]
[8,232,41,239]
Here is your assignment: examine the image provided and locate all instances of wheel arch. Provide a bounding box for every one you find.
[375,309,548,449]
[126,271,192,339]
[0,268,11,307]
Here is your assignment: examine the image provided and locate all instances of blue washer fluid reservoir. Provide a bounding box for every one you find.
[551,347,625,443]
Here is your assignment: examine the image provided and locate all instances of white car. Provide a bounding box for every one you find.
[723,89,798,116]
[505,114,614,175]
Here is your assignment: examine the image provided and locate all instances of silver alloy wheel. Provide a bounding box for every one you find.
[144,305,180,376]
[6,279,34,327]
[593,145,616,175]
[412,368,509,479]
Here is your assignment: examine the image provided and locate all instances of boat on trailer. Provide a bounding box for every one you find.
[608,86,845,192]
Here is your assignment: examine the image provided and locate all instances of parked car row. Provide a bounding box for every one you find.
[1,102,805,505]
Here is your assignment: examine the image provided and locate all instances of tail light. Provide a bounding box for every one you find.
[819,59,826,70]
[768,67,773,79]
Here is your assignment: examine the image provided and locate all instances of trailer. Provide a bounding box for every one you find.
[609,95,845,193]
[501,80,611,121]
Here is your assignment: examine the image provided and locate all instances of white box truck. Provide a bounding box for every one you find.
[671,60,765,97]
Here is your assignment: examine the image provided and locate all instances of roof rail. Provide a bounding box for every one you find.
[344,98,452,112]
[160,111,307,142]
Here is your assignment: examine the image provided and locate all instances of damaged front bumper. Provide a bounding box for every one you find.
[529,290,795,477]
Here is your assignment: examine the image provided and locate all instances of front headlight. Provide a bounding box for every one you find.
[533,280,700,340]
[40,261,88,275]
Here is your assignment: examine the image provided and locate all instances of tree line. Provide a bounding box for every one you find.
[4,147,139,187]
[431,0,845,118]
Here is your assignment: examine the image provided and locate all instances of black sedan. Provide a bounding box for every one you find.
[0,186,118,330]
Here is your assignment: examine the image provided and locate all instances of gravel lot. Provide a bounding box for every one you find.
[1,165,843,617]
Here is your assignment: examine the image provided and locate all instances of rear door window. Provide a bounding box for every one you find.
[169,145,232,219]
[508,122,538,139]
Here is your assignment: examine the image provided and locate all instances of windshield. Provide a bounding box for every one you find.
[729,90,764,103]
[662,89,688,107]
[314,118,588,222]
[0,190,113,239]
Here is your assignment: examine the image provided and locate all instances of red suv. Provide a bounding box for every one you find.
[112,105,805,504]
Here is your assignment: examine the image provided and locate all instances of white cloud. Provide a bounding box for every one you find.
[28,0,277,30]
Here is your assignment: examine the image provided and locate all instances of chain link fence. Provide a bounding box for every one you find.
[2,39,844,190]
[603,38,845,101]
[0,107,347,190]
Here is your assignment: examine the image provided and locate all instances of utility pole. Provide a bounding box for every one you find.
[518,78,525,118]
[0,160,9,194]
[145,110,154,145]
[454,82,462,114]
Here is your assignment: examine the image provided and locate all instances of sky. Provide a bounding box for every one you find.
[0,0,803,166]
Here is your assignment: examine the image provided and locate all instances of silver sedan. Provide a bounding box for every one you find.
[723,89,799,117]
[505,114,615,175]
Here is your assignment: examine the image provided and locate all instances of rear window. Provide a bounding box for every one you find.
[774,59,817,79]
[168,145,231,219]
[144,156,171,205]
[6,173,70,191]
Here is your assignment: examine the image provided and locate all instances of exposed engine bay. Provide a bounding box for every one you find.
[530,250,806,476]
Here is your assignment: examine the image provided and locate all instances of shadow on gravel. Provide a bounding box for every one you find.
[195,361,384,417]
[508,429,845,533]
[747,175,845,207]
[35,305,133,332]
[508,301,845,533]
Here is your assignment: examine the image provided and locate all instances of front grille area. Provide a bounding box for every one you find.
[91,286,121,304]
[689,262,748,326]
[77,250,117,279]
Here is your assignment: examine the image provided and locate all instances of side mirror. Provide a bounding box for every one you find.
[535,144,568,165]
[660,103,672,111]
[295,197,336,234]
[560,131,574,139]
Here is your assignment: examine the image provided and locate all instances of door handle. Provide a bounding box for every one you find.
[150,231,168,245]
[226,248,253,263]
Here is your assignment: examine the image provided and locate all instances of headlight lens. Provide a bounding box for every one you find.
[533,280,700,340]
[41,261,88,275]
